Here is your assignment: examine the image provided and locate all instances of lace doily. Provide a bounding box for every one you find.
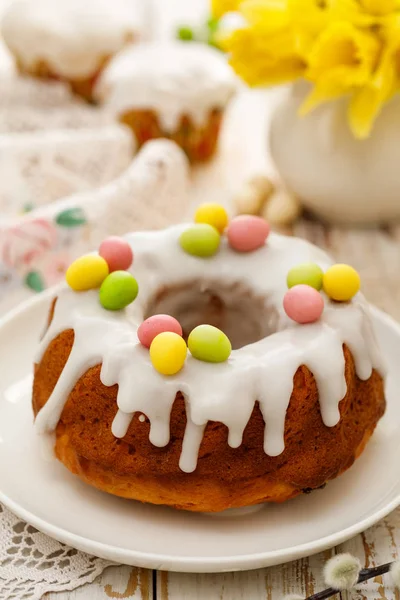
[0,504,112,600]
[0,76,117,135]
[0,104,116,134]
[0,77,76,109]
[0,126,133,218]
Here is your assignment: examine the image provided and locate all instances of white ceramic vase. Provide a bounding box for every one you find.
[269,82,400,226]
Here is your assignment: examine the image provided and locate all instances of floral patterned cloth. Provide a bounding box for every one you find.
[0,139,190,315]
[1,210,88,294]
[0,75,190,315]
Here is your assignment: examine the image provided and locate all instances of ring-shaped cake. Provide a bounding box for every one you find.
[33,224,386,512]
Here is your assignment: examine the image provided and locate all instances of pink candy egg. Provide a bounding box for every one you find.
[283,284,324,324]
[138,314,183,348]
[227,215,270,252]
[99,237,133,272]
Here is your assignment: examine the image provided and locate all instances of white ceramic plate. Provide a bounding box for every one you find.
[0,290,400,573]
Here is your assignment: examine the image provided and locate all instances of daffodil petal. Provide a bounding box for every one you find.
[240,0,289,31]
[288,0,329,34]
[299,80,348,114]
[361,0,399,16]
[330,0,398,25]
[348,87,385,138]
[211,0,243,18]
[307,22,379,80]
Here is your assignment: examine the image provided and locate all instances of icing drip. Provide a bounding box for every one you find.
[179,415,206,474]
[1,0,143,79]
[95,41,237,131]
[34,226,384,473]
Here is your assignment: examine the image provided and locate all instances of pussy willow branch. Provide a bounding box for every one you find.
[305,562,393,600]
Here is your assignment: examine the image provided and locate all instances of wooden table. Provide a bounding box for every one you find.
[5,1,395,598]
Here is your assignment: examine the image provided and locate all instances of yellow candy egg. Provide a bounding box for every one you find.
[323,264,361,301]
[150,332,187,376]
[66,254,109,291]
[194,203,229,234]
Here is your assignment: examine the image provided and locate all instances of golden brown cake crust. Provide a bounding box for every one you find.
[120,109,223,163]
[33,304,386,512]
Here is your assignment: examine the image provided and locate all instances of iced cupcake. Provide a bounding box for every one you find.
[1,0,143,102]
[95,41,237,162]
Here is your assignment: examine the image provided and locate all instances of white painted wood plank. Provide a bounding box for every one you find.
[47,565,153,599]
[338,508,400,600]
[159,550,335,600]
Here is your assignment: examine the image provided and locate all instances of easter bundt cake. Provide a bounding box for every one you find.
[32,207,386,512]
[95,41,237,162]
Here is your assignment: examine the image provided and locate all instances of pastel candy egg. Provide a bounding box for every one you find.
[323,264,361,301]
[99,271,139,310]
[287,263,324,291]
[188,324,232,363]
[66,254,109,291]
[179,224,220,258]
[99,237,133,272]
[194,203,229,233]
[138,314,183,348]
[227,215,270,252]
[283,284,324,324]
[150,332,187,375]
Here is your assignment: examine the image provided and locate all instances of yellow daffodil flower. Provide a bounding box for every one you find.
[221,0,308,85]
[300,22,380,114]
[226,26,305,85]
[215,0,400,137]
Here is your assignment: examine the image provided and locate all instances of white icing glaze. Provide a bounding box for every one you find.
[34,226,384,473]
[95,41,238,131]
[1,0,143,79]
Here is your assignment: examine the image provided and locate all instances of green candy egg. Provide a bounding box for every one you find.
[287,263,324,291]
[179,224,221,258]
[99,271,139,311]
[188,325,232,363]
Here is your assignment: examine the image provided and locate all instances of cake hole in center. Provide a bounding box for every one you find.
[145,280,278,350]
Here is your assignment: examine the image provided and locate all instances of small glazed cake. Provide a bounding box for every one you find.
[33,207,386,512]
[1,0,143,101]
[95,41,237,161]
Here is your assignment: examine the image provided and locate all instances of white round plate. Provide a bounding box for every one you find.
[1,290,400,573]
